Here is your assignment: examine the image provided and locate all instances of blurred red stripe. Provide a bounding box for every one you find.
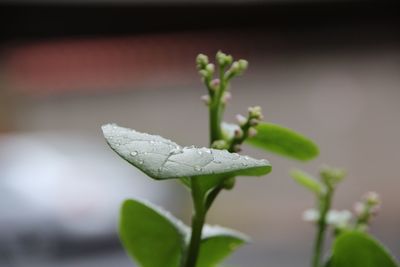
[3,33,245,96]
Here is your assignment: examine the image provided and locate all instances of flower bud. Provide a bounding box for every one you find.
[211,139,228,149]
[363,191,380,206]
[235,114,247,126]
[326,210,352,228]
[222,92,232,104]
[320,166,346,188]
[216,51,228,66]
[205,63,215,74]
[234,128,244,139]
[302,209,319,223]
[198,69,208,78]
[249,118,260,126]
[354,202,365,216]
[248,127,258,137]
[210,78,220,91]
[200,95,210,105]
[196,53,209,69]
[248,106,263,119]
[238,59,248,72]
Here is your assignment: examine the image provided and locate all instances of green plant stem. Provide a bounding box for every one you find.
[312,189,333,267]
[185,63,228,267]
[210,104,223,144]
[184,177,206,267]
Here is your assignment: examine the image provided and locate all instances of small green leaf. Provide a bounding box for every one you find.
[102,124,271,180]
[198,225,249,267]
[290,169,323,195]
[245,122,319,161]
[330,231,399,267]
[119,199,188,267]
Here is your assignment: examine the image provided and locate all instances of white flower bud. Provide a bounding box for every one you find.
[327,210,352,228]
[248,106,263,119]
[235,114,247,126]
[302,209,319,223]
[200,95,210,105]
[354,202,365,216]
[222,92,232,104]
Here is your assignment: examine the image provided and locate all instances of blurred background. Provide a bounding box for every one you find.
[0,1,399,266]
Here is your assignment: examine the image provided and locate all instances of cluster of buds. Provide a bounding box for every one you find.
[197,51,249,106]
[225,59,248,80]
[196,54,215,84]
[229,106,264,152]
[354,191,381,230]
[216,51,233,68]
[319,166,346,190]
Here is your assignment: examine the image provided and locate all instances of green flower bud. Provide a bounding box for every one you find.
[211,139,228,149]
[210,78,220,91]
[238,59,248,72]
[216,51,226,64]
[363,191,380,206]
[196,53,209,69]
[320,166,346,188]
[205,63,215,74]
[248,127,258,137]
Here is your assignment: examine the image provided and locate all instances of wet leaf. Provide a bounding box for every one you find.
[102,124,271,180]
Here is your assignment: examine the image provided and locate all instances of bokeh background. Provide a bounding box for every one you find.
[0,1,399,267]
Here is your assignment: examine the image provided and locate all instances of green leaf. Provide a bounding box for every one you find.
[245,122,319,161]
[290,169,323,195]
[102,124,271,180]
[198,225,249,267]
[330,231,399,267]
[119,199,188,267]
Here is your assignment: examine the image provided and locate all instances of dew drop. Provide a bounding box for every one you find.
[130,151,138,156]
[197,150,203,155]
[244,156,250,160]
[138,159,144,165]
[150,141,155,144]
[213,160,222,164]
[194,165,202,171]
